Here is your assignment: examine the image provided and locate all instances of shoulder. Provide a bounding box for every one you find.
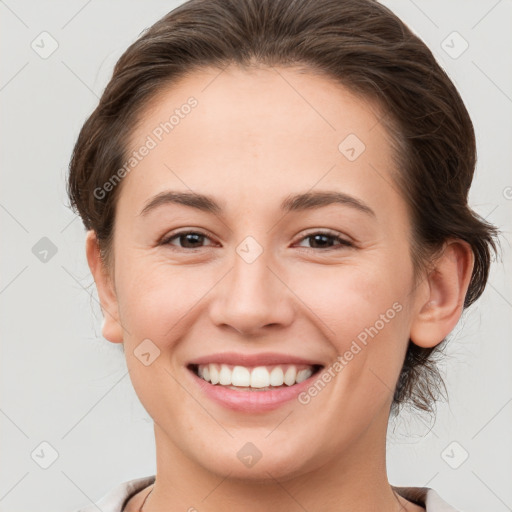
[69,475,156,512]
[71,478,461,512]
[393,485,463,512]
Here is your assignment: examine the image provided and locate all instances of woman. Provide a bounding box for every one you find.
[67,0,498,510]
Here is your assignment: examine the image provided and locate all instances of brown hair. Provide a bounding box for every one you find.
[67,0,499,418]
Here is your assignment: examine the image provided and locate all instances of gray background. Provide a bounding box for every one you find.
[1,1,511,511]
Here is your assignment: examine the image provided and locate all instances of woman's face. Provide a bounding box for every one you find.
[95,65,429,480]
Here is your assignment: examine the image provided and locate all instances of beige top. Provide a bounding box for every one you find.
[71,475,462,512]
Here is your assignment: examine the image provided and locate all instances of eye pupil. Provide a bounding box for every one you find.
[180,233,204,248]
[310,234,333,248]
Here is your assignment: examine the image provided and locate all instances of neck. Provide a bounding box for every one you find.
[144,406,421,512]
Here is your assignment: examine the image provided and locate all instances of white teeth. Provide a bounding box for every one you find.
[195,363,315,388]
[269,366,284,386]
[296,368,311,383]
[283,366,297,386]
[251,366,270,388]
[231,365,251,387]
[210,364,219,385]
[219,364,232,385]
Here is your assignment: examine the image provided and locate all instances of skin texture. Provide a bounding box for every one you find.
[86,65,474,512]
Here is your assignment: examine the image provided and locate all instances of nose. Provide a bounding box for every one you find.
[209,247,295,336]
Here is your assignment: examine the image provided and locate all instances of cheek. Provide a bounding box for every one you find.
[114,256,207,346]
[290,261,409,344]
[289,258,412,403]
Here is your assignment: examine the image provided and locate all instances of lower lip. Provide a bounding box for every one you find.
[186,366,322,412]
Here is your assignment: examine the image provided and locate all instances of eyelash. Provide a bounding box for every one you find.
[160,229,354,251]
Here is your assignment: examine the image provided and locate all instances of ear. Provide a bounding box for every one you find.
[85,230,124,344]
[410,239,475,348]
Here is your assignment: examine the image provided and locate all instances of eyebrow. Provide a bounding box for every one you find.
[139,190,376,217]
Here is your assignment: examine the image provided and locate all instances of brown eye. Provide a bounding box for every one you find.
[162,231,214,249]
[296,231,353,250]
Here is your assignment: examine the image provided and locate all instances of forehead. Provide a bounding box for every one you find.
[120,64,402,220]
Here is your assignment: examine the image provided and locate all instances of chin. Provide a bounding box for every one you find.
[186,437,319,483]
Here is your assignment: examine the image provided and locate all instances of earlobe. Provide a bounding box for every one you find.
[85,230,124,344]
[410,240,474,349]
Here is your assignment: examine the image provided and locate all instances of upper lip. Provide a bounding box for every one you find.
[187,352,324,368]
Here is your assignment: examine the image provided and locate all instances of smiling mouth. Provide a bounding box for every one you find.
[187,363,323,391]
